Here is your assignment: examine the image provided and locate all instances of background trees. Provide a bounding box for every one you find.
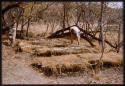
[2,2,123,51]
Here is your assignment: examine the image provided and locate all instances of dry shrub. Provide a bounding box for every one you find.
[31,55,91,76]
[36,33,45,37]
[34,49,53,57]
[54,44,68,47]
[14,38,100,56]
[14,41,42,53]
[14,41,33,53]
[88,52,123,69]
[14,41,22,52]
[102,52,123,66]
[33,46,99,57]
[16,30,35,38]
[31,52,122,76]
[31,62,88,76]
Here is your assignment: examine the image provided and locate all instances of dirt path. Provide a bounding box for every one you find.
[2,45,51,84]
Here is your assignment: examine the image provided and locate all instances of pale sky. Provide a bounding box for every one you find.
[108,2,123,8]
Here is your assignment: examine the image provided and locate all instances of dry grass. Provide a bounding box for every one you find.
[11,36,123,77]
[31,52,122,76]
[14,40,100,56]
[16,30,36,38]
[31,54,89,76]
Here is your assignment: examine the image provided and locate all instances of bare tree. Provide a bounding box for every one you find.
[26,2,35,39]
[63,3,66,29]
[95,2,105,74]
[44,23,49,37]
[20,15,24,38]
[117,24,121,53]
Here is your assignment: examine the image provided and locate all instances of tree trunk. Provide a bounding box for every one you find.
[44,23,49,37]
[20,17,24,38]
[99,2,105,61]
[63,3,66,29]
[26,18,30,38]
[94,2,105,74]
[26,3,35,39]
[117,24,121,53]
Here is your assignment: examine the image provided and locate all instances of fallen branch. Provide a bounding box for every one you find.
[47,25,117,49]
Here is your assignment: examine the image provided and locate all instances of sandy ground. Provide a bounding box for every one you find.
[2,37,123,84]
